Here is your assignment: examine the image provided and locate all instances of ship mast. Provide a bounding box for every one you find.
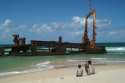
[82,0,96,48]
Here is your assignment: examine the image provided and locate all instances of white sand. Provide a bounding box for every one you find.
[0,64,125,83]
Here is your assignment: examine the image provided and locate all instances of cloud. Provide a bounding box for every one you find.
[29,16,82,34]
[68,16,83,29]
[109,30,125,36]
[96,19,111,28]
[84,18,111,28]
[97,29,125,38]
[0,17,112,43]
[30,24,54,34]
[1,17,111,35]
[40,24,53,32]
[96,29,125,42]
[69,16,111,30]
[30,22,67,34]
[72,16,83,25]
[1,19,15,32]
[71,30,83,36]
[2,19,14,29]
[29,16,111,35]
[67,16,111,31]
[51,22,65,29]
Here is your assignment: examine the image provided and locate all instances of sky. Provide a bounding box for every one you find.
[0,0,125,44]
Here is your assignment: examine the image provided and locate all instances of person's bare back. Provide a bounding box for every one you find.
[76,64,83,77]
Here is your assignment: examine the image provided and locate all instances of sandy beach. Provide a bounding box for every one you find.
[0,63,125,83]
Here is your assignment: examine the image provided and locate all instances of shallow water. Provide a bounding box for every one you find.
[0,45,125,77]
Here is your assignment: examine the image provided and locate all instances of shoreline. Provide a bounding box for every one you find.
[1,59,125,77]
[0,63,125,83]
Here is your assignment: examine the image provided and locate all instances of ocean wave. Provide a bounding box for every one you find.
[1,58,125,77]
[0,69,35,77]
[106,47,125,52]
[0,61,54,77]
[103,60,125,64]
[35,61,54,69]
[67,58,125,65]
[67,59,86,62]
[0,71,21,77]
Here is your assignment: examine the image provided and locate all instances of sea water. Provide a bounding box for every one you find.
[0,43,125,77]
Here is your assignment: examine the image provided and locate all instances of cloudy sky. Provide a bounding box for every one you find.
[0,0,125,44]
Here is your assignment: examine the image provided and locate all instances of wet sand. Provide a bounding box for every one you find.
[0,64,125,83]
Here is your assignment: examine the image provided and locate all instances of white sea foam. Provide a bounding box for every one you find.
[104,60,125,63]
[67,59,86,62]
[0,69,42,77]
[36,61,51,66]
[0,61,54,77]
[106,47,125,52]
[67,58,125,65]
[91,57,125,64]
[0,71,21,77]
[91,58,107,60]
[35,61,54,69]
[35,61,51,68]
